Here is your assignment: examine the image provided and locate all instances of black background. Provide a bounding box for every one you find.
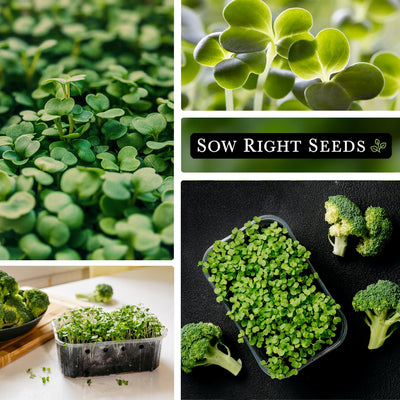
[181,181,400,400]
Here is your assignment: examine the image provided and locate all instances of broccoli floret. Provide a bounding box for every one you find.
[3,295,34,325]
[76,283,113,303]
[23,289,50,317]
[181,322,242,376]
[0,270,19,302]
[356,207,393,257]
[325,195,367,257]
[353,280,400,349]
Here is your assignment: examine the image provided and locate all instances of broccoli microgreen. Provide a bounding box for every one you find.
[55,305,164,344]
[0,0,174,261]
[199,218,342,379]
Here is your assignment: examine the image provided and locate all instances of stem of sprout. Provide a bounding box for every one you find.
[254,44,277,111]
[225,89,234,111]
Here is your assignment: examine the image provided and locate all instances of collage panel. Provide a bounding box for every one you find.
[181,180,400,399]
[0,0,174,261]
[182,0,400,111]
[0,265,174,399]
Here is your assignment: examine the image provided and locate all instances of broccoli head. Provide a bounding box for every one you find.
[353,280,400,349]
[3,295,34,325]
[23,289,50,317]
[0,270,19,302]
[76,283,113,303]
[181,322,242,376]
[356,207,393,257]
[325,195,367,257]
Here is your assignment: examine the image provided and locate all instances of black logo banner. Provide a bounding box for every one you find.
[190,133,392,159]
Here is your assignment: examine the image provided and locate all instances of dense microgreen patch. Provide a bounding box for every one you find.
[199,218,342,379]
[55,305,165,344]
[0,0,173,260]
[183,0,400,110]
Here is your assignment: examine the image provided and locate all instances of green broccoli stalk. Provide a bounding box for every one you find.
[356,207,393,257]
[181,322,242,376]
[353,280,400,349]
[325,195,367,257]
[75,283,113,303]
[23,289,50,317]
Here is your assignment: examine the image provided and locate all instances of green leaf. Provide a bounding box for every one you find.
[144,154,168,172]
[133,113,167,137]
[273,8,313,58]
[132,168,163,193]
[146,140,174,150]
[118,146,140,172]
[332,62,384,100]
[305,81,352,110]
[102,174,132,200]
[0,171,13,200]
[55,248,81,260]
[86,93,110,112]
[372,52,400,97]
[97,108,125,119]
[153,201,173,230]
[289,29,349,81]
[34,156,66,173]
[44,98,75,116]
[220,0,273,53]
[264,68,295,99]
[50,147,78,166]
[72,139,96,163]
[214,52,266,89]
[21,167,54,186]
[161,224,174,245]
[194,33,228,67]
[58,204,84,229]
[61,168,103,198]
[368,0,399,22]
[19,233,52,259]
[0,192,35,219]
[101,120,128,141]
[37,214,70,247]
[14,134,40,158]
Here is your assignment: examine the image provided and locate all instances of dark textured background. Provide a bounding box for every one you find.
[181,181,400,400]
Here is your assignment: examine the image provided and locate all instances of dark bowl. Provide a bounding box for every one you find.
[0,312,46,342]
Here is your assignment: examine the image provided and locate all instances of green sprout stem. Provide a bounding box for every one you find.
[54,118,64,138]
[205,343,242,376]
[254,45,277,111]
[225,89,234,111]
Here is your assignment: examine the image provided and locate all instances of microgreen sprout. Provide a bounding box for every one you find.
[26,368,36,379]
[116,379,129,386]
[199,218,342,379]
[87,379,92,386]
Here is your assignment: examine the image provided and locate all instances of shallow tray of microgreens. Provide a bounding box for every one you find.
[52,305,166,377]
[199,215,347,380]
[0,0,173,260]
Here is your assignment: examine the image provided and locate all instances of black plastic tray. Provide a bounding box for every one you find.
[202,214,348,378]
[52,319,166,377]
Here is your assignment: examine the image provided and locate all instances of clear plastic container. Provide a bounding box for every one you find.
[202,214,348,378]
[52,319,166,378]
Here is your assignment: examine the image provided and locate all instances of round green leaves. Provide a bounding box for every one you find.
[372,52,400,97]
[289,29,349,81]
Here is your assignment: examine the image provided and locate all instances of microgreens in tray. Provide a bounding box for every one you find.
[0,0,173,260]
[182,0,400,110]
[55,305,165,344]
[199,217,343,379]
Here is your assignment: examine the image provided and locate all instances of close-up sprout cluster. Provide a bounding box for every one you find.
[0,0,174,260]
[182,0,400,110]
